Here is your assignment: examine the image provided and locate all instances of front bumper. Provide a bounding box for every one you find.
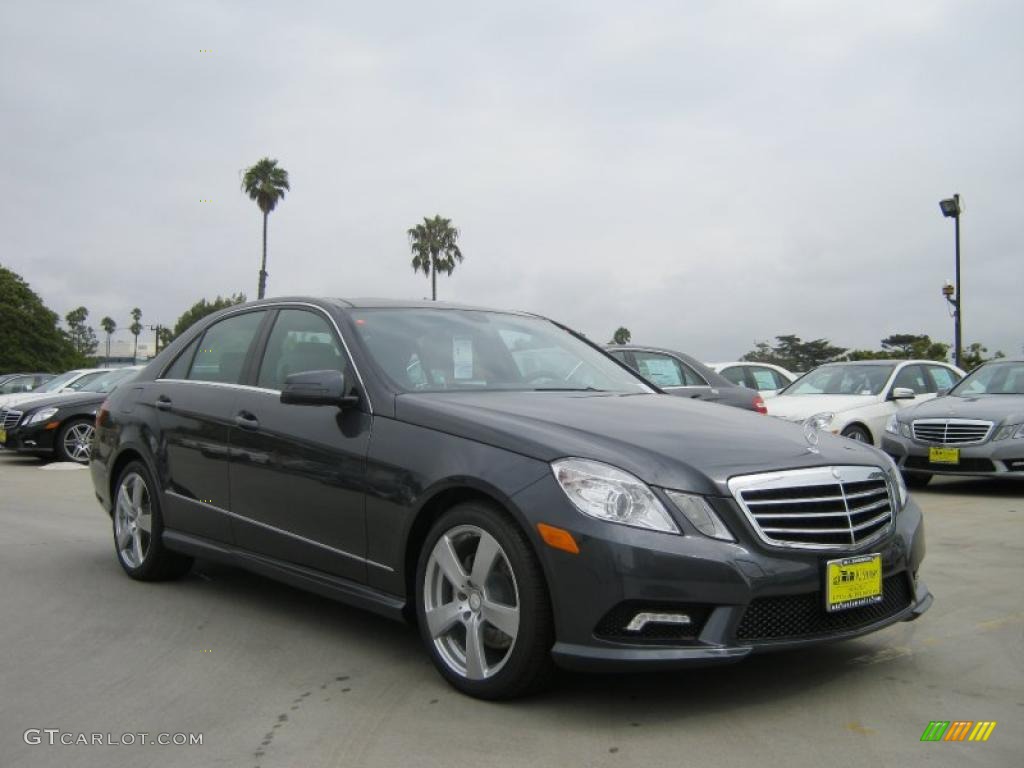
[513,474,930,671]
[0,422,58,456]
[882,433,1024,477]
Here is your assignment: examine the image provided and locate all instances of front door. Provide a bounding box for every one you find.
[228,307,371,583]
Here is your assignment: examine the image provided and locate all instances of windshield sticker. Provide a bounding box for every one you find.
[453,337,474,379]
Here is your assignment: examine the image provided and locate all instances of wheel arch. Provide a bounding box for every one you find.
[840,420,875,445]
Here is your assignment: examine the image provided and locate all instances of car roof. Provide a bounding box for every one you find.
[231,296,533,315]
[814,359,947,366]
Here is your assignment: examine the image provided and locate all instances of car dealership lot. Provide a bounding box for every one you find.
[0,453,1020,768]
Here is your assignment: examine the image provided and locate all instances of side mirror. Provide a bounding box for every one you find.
[936,387,950,397]
[890,387,916,400]
[281,369,359,408]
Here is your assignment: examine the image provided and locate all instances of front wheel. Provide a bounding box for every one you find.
[56,418,94,463]
[415,502,554,699]
[841,425,872,444]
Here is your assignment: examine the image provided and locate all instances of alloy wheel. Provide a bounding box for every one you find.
[114,472,152,568]
[62,422,94,463]
[423,525,521,681]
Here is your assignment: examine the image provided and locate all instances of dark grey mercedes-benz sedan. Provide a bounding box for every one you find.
[90,298,930,699]
[882,358,1024,484]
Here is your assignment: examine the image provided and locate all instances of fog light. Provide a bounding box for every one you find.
[625,612,692,632]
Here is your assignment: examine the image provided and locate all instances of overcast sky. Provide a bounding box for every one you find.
[2,0,1021,361]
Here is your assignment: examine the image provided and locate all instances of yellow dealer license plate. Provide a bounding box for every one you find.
[929,446,960,464]
[0,428,6,444]
[826,554,883,613]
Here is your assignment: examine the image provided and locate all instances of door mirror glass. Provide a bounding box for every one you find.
[891,387,916,400]
[280,369,357,408]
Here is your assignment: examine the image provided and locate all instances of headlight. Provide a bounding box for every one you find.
[25,407,59,425]
[805,412,835,431]
[551,458,679,533]
[880,454,908,510]
[885,414,899,435]
[993,423,1024,441]
[664,490,734,541]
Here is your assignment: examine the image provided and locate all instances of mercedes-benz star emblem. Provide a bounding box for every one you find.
[803,419,821,453]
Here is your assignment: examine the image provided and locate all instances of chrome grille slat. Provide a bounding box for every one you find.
[728,465,895,550]
[1,409,23,430]
[912,418,992,445]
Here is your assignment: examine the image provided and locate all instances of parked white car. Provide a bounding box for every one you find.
[707,362,796,397]
[0,368,107,410]
[766,360,965,445]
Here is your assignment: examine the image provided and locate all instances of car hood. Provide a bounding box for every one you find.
[9,391,106,413]
[902,393,1024,425]
[766,394,878,421]
[396,391,885,496]
[0,391,62,409]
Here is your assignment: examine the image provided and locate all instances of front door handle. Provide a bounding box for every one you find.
[234,411,260,430]
[155,395,172,411]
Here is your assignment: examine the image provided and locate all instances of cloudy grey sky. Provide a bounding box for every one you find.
[2,0,1021,361]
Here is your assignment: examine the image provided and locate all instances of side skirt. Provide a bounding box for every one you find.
[162,530,407,622]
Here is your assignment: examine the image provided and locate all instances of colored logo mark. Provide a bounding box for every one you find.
[920,721,997,742]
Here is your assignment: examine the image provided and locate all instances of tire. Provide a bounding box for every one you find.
[56,418,95,463]
[903,472,932,489]
[841,425,872,444]
[112,461,193,581]
[415,501,554,699]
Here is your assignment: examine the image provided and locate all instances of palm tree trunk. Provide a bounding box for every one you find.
[258,211,269,299]
[431,263,437,301]
[133,334,138,361]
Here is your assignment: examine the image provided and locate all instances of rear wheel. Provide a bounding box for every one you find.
[56,418,94,463]
[841,424,872,444]
[415,501,554,699]
[903,472,932,489]
[113,461,193,580]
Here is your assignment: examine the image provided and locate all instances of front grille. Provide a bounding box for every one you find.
[729,466,894,549]
[905,456,996,473]
[594,602,710,645]
[912,419,992,445]
[1,408,22,429]
[735,573,912,642]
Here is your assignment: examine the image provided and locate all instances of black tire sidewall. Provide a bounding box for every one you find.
[415,502,553,699]
[841,425,871,443]
[113,460,177,579]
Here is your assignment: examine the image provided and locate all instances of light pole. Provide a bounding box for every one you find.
[939,194,962,369]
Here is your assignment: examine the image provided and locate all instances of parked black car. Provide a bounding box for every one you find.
[91,298,929,699]
[607,345,767,413]
[1,368,140,462]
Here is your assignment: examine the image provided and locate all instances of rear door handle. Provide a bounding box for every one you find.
[234,411,260,430]
[155,395,172,411]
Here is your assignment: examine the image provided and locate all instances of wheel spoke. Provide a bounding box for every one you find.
[470,532,501,588]
[132,529,144,564]
[433,535,468,590]
[481,599,519,639]
[137,509,152,534]
[463,617,487,680]
[116,523,131,548]
[117,485,132,514]
[131,476,144,508]
[424,601,463,639]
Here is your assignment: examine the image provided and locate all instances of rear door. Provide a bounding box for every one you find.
[151,309,268,543]
[227,307,372,583]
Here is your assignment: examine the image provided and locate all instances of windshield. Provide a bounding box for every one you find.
[35,370,86,393]
[0,376,34,394]
[783,364,896,396]
[950,361,1024,396]
[65,371,107,391]
[350,309,650,394]
[80,368,140,393]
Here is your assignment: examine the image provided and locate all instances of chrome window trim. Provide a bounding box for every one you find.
[728,465,894,551]
[157,301,374,414]
[164,490,393,572]
[911,418,993,446]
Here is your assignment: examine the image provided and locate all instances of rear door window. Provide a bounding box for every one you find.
[187,311,266,384]
[892,364,930,395]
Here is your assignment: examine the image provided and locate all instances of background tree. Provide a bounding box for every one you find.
[0,265,80,371]
[156,326,174,351]
[242,157,290,300]
[408,215,463,301]
[846,334,950,362]
[129,307,143,360]
[742,335,846,372]
[961,342,1005,370]
[100,316,116,360]
[611,327,632,344]
[172,294,247,339]
[64,306,98,358]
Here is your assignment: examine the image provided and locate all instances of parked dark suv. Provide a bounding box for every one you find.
[91,298,930,699]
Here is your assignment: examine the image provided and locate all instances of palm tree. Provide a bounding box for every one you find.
[408,215,463,301]
[241,158,290,299]
[611,327,632,345]
[129,308,142,361]
[100,316,116,361]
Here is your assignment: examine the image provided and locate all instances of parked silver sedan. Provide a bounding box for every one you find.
[882,359,1024,486]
